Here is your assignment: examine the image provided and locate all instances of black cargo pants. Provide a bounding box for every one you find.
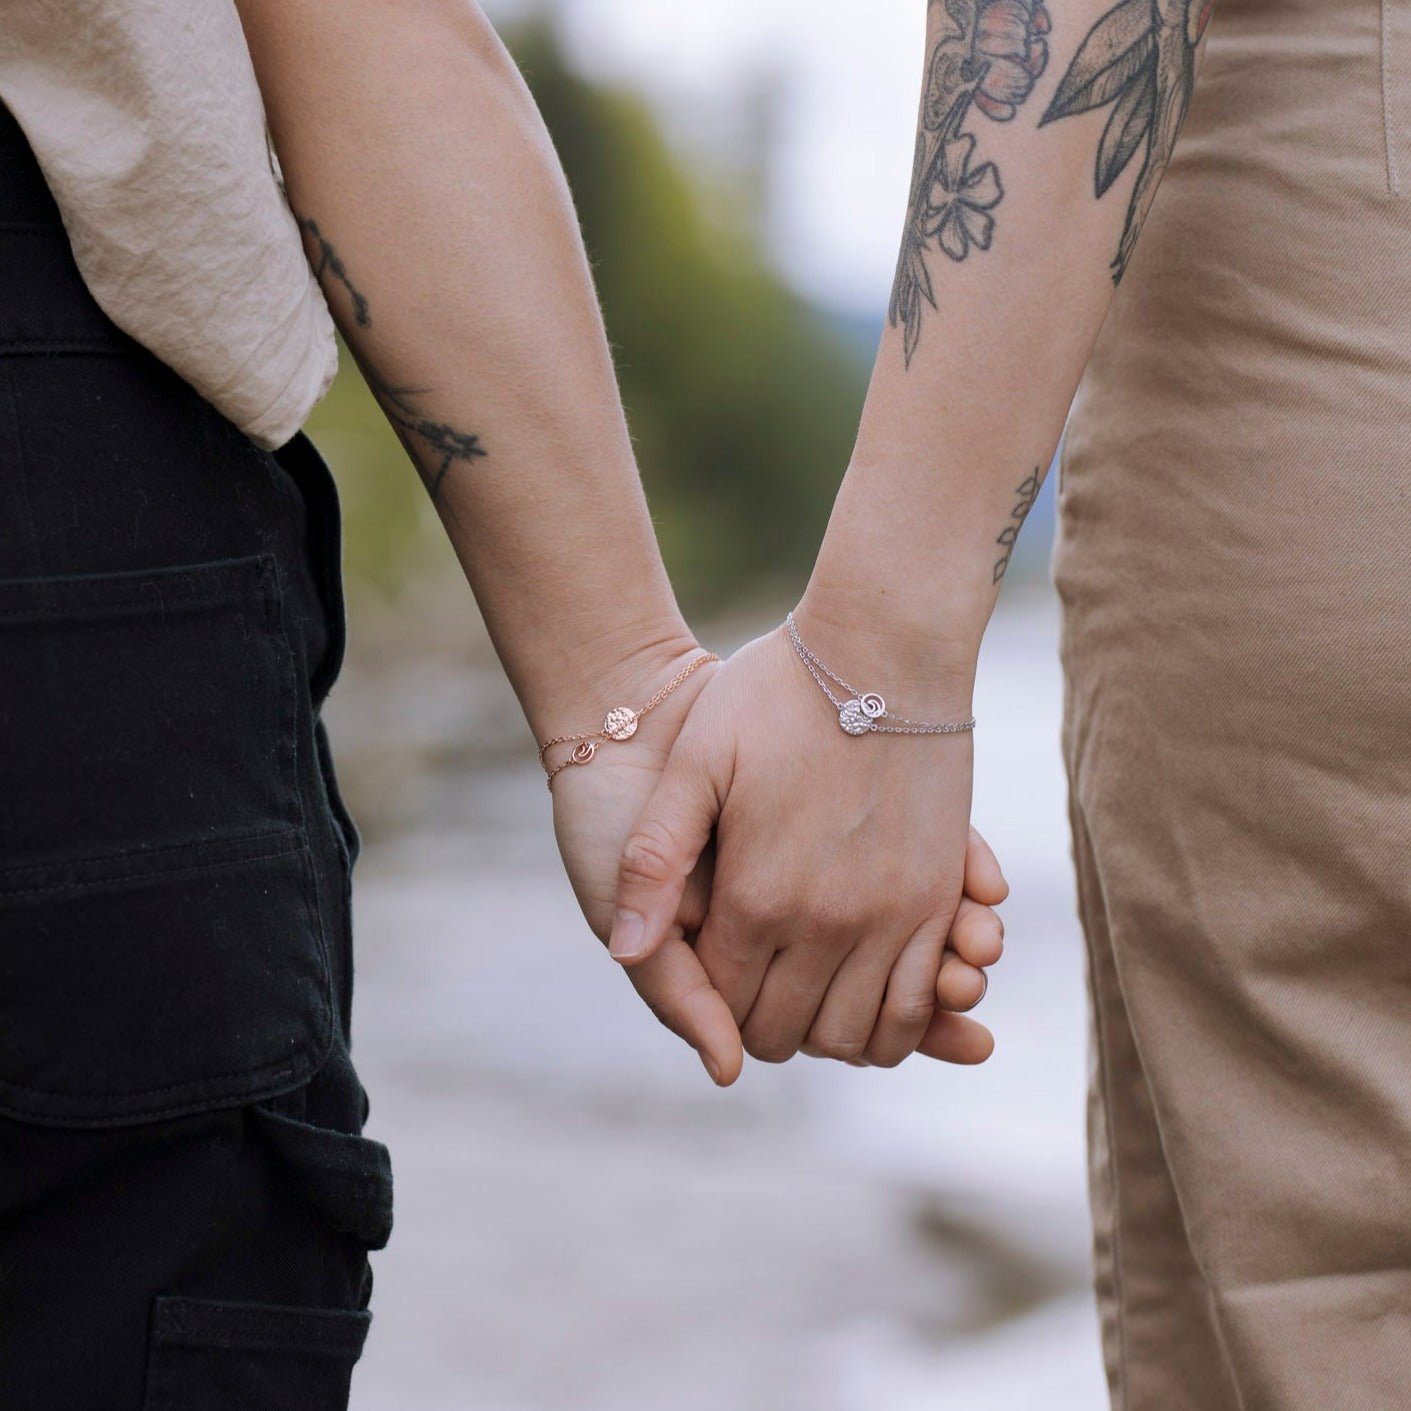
[0,104,391,1410]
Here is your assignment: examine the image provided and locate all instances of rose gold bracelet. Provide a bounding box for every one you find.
[537,651,720,791]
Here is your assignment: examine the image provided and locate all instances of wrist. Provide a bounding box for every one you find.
[792,587,982,714]
[518,611,708,748]
[800,451,1004,692]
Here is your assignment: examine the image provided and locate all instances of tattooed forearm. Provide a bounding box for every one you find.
[1041,0,1210,282]
[992,466,1043,584]
[890,0,1052,366]
[297,215,487,497]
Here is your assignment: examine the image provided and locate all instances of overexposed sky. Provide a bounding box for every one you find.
[485,0,928,315]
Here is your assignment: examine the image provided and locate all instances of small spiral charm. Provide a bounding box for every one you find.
[602,706,639,741]
[859,692,887,720]
[571,741,598,764]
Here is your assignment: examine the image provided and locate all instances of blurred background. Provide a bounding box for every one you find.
[320,3,1103,1407]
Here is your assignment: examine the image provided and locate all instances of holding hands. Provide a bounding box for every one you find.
[548,608,1007,1087]
[244,0,1057,1095]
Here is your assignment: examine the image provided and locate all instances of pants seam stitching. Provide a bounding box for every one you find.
[1068,790,1135,1410]
[1086,908,1135,1408]
[1383,0,1402,196]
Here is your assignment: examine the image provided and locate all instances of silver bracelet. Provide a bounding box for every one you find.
[784,612,976,738]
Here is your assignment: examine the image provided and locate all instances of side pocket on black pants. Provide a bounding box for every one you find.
[141,1297,369,1411]
[0,554,332,1125]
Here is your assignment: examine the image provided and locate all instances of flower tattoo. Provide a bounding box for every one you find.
[926,134,1003,262]
[974,0,1052,122]
[890,0,1052,366]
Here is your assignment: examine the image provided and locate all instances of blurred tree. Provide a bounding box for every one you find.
[307,18,870,613]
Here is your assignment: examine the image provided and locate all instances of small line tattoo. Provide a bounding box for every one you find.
[993,466,1043,584]
[296,213,487,497]
[298,218,371,328]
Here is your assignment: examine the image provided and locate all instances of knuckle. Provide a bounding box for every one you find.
[807,1028,868,1064]
[732,889,794,934]
[618,820,680,888]
[886,993,938,1029]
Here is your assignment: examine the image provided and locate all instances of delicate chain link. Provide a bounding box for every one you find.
[784,613,974,738]
[538,650,720,789]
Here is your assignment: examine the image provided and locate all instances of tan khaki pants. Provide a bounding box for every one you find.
[1057,1,1411,1406]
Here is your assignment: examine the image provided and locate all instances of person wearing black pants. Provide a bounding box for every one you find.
[0,105,390,1408]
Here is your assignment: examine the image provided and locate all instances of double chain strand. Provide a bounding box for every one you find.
[784,613,975,738]
[538,650,720,790]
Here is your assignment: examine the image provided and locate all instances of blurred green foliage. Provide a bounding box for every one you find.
[306,19,870,613]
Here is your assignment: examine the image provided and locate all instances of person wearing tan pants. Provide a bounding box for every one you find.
[1059,1,1411,1405]
[612,1,1409,1399]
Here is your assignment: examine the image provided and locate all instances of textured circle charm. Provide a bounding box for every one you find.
[838,699,874,735]
[571,741,598,764]
[859,692,886,720]
[602,706,638,741]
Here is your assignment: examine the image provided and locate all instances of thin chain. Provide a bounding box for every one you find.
[542,752,591,788]
[539,650,720,789]
[788,627,950,730]
[640,654,717,713]
[784,613,974,737]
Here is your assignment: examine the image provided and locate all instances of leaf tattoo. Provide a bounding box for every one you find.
[1041,0,1212,282]
[993,466,1043,584]
[890,0,1052,366]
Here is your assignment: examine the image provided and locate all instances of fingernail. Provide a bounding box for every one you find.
[609,909,647,961]
[702,1053,723,1084]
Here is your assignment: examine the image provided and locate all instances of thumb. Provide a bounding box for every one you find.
[609,745,719,966]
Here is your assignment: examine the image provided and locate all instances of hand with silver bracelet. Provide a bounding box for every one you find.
[606,608,1002,1069]
[547,630,1006,1078]
[240,0,1014,1084]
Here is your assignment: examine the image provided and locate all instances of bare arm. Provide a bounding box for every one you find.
[233,0,743,1080]
[233,0,696,734]
[802,0,1208,676]
[612,0,1209,1070]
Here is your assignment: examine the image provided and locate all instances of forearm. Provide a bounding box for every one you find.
[235,0,692,735]
[801,0,1207,684]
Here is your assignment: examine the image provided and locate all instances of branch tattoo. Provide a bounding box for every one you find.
[372,378,488,500]
[890,0,1052,365]
[993,466,1043,584]
[1041,0,1211,282]
[297,217,487,498]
